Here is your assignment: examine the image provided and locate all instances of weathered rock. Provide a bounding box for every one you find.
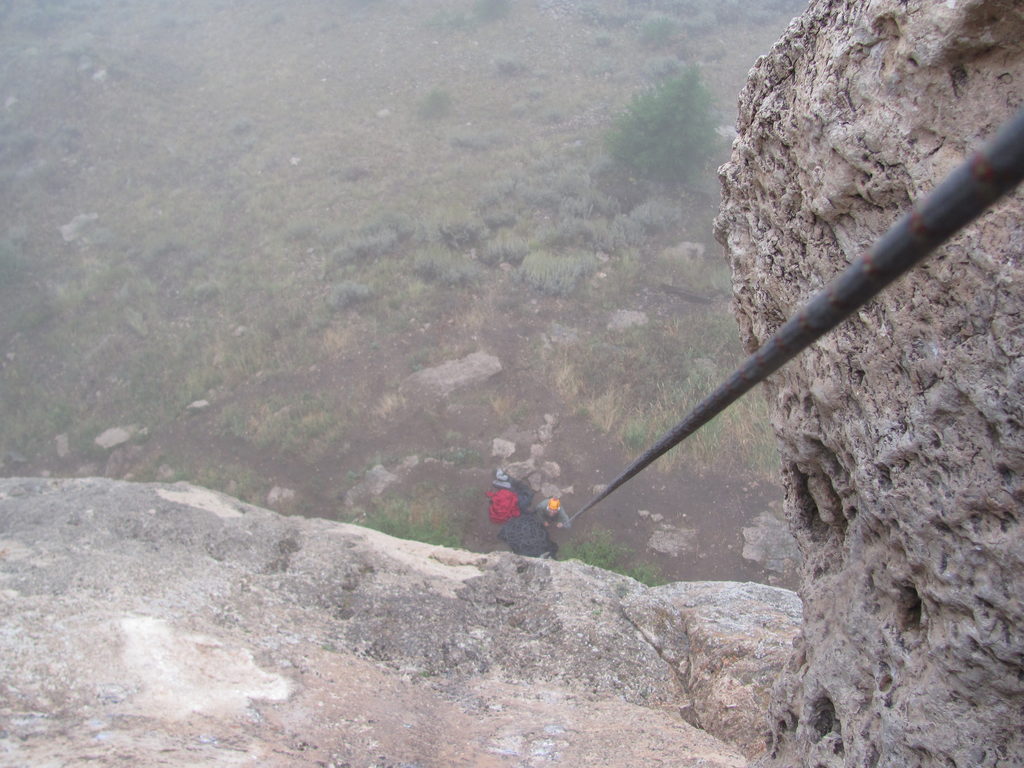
[491,437,516,459]
[717,1,1024,765]
[344,463,398,507]
[647,523,697,557]
[58,212,98,242]
[623,581,802,760]
[266,485,296,509]
[93,426,135,450]
[0,477,756,767]
[401,351,502,398]
[741,509,800,578]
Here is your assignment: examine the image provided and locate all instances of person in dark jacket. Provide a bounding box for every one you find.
[535,496,571,530]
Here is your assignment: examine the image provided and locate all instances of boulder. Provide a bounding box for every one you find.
[491,437,516,459]
[344,464,398,507]
[94,426,135,450]
[58,212,98,242]
[266,486,296,509]
[401,351,502,398]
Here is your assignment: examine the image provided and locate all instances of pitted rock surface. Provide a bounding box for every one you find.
[717,0,1024,765]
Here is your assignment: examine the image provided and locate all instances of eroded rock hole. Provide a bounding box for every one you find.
[950,63,968,97]
[897,582,923,631]
[790,465,830,543]
[811,695,841,741]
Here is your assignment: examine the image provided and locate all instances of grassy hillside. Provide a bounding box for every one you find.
[0,0,805,583]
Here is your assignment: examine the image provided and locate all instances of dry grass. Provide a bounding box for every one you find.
[372,392,406,421]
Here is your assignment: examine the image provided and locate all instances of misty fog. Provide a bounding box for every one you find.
[0,0,807,585]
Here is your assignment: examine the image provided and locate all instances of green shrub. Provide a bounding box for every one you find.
[481,233,528,266]
[562,527,630,571]
[625,562,665,587]
[561,527,664,585]
[436,213,486,250]
[0,239,25,285]
[642,55,684,82]
[481,207,518,230]
[327,281,373,310]
[605,66,718,184]
[627,197,681,234]
[494,55,527,77]
[450,130,507,151]
[474,0,510,22]
[517,250,598,296]
[413,246,482,286]
[417,87,452,120]
[638,16,677,48]
[333,229,399,265]
[427,10,469,30]
[358,497,462,548]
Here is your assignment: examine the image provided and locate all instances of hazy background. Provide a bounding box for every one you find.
[0,0,807,585]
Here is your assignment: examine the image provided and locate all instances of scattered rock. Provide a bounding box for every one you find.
[540,461,561,478]
[186,400,210,412]
[607,310,648,331]
[537,413,558,443]
[646,524,697,556]
[397,455,420,472]
[741,508,800,577]
[491,438,516,459]
[266,486,297,509]
[94,426,135,451]
[401,351,502,398]
[344,464,398,507]
[58,212,98,242]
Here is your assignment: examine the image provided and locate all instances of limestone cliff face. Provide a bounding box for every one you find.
[717,0,1023,766]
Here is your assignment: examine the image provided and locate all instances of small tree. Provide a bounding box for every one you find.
[605,66,718,185]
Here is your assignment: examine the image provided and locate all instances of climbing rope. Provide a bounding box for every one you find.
[569,106,1024,524]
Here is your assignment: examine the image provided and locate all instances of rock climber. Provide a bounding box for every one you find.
[535,496,571,530]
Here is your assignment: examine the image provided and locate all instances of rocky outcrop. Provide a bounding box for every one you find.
[717,1,1024,766]
[0,477,801,767]
[624,581,802,759]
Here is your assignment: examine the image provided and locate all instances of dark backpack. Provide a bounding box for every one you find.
[498,514,558,558]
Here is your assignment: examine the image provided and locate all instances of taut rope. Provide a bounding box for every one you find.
[570,107,1024,523]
